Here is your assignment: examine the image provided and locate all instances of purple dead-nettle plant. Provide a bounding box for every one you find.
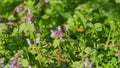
[26,7,32,24]
[50,30,57,38]
[9,51,23,68]
[84,57,94,68]
[36,37,40,44]
[15,6,20,13]
[26,38,35,49]
[85,57,89,67]
[64,25,69,32]
[44,0,48,3]
[28,65,32,68]
[58,26,62,31]
[50,25,69,39]
[58,25,69,33]
[57,26,63,39]
[28,8,31,14]
[0,62,4,67]
[9,58,22,68]
[26,38,32,46]
[89,62,93,68]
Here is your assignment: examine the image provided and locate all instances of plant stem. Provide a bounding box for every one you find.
[58,40,62,65]
[105,30,111,50]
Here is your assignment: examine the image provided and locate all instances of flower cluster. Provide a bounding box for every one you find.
[15,3,24,13]
[44,0,48,3]
[0,62,4,67]
[9,58,22,68]
[50,25,69,39]
[26,8,32,24]
[26,37,40,49]
[9,51,23,68]
[15,6,21,13]
[26,38,32,46]
[85,57,93,68]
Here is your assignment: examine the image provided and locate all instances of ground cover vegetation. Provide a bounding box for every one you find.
[0,0,120,68]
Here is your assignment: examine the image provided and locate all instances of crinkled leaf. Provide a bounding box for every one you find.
[22,59,29,67]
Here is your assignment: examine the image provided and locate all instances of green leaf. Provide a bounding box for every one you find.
[22,59,29,67]
[94,23,102,31]
[53,39,60,48]
[25,0,34,7]
[45,9,52,14]
[19,23,26,33]
[26,23,35,32]
[84,47,92,54]
[98,54,104,59]
[12,28,18,35]
[0,24,7,33]
[87,23,94,28]
[61,12,71,19]
[8,15,15,21]
[42,14,49,19]
[67,18,74,26]
[115,0,120,3]
[71,61,84,68]
[29,50,36,55]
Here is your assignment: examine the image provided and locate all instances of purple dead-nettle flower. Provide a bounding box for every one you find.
[26,17,32,24]
[27,8,32,18]
[26,38,32,46]
[26,38,35,49]
[0,62,4,67]
[16,62,22,68]
[9,51,23,68]
[85,57,89,67]
[58,25,69,32]
[9,62,14,68]
[26,8,32,24]
[57,29,63,39]
[50,30,57,38]
[28,65,32,68]
[27,8,31,14]
[57,26,64,39]
[16,6,20,13]
[10,61,22,68]
[58,26,62,31]
[36,37,40,44]
[89,62,93,68]
[44,0,48,3]
[9,57,17,68]
[65,25,69,31]
[50,25,69,39]
[9,57,22,68]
